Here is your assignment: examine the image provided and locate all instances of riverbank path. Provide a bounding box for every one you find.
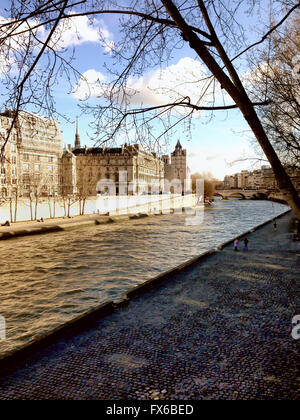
[0,213,299,400]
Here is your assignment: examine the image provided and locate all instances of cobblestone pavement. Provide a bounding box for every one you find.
[0,213,299,400]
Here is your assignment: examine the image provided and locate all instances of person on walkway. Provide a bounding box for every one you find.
[243,237,249,251]
[273,219,277,232]
[234,239,239,251]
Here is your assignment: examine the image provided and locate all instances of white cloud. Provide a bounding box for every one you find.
[72,57,221,107]
[0,14,114,74]
[49,15,114,53]
[72,69,107,101]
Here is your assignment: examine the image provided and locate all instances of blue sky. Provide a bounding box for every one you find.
[0,1,280,179]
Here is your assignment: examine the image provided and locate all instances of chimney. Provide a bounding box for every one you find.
[68,144,71,151]
[74,118,81,149]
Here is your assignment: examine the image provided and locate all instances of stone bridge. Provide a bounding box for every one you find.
[214,189,270,200]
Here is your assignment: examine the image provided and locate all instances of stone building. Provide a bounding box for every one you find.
[162,140,191,188]
[224,166,300,191]
[61,125,165,196]
[0,110,63,198]
[61,147,77,195]
[0,111,190,199]
[224,174,238,189]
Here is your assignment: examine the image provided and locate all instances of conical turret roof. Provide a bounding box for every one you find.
[175,140,182,149]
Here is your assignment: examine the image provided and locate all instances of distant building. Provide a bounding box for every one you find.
[162,140,191,189]
[223,165,300,191]
[70,144,165,196]
[0,110,63,198]
[0,111,191,199]
[61,146,77,195]
[60,123,166,196]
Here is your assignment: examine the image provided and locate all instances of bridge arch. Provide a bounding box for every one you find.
[213,192,224,199]
[228,192,246,199]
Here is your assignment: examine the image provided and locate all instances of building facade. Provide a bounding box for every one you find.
[0,110,63,198]
[60,126,166,196]
[61,129,191,197]
[223,166,300,191]
[0,111,190,199]
[69,144,165,196]
[163,140,191,189]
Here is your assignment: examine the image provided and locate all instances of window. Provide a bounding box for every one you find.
[11,156,16,165]
[48,156,54,163]
[1,167,5,175]
[34,164,40,172]
[23,153,29,161]
[23,163,29,172]
[12,179,17,185]
[10,143,16,153]
[34,155,40,162]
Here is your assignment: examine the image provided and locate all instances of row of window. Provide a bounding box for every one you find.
[1,178,17,185]
[1,166,17,175]
[22,163,55,172]
[23,154,55,163]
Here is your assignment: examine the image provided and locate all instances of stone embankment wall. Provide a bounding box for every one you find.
[0,194,196,223]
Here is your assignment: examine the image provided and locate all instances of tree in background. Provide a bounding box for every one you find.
[249,11,300,168]
[191,172,219,201]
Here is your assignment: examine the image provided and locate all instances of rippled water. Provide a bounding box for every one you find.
[0,199,288,357]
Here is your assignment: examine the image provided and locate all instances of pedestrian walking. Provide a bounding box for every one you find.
[273,219,277,232]
[243,237,249,251]
[234,238,239,251]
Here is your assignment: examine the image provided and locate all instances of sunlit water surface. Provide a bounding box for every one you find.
[0,200,288,356]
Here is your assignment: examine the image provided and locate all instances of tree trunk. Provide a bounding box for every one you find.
[29,198,33,221]
[35,197,38,220]
[48,197,52,219]
[14,195,18,222]
[238,103,300,219]
[9,198,13,223]
[161,0,300,219]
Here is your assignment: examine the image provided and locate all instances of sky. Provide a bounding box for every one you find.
[0,0,280,180]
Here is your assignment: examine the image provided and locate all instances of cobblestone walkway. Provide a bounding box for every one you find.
[0,213,299,400]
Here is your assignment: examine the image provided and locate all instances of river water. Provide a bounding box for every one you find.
[0,199,288,357]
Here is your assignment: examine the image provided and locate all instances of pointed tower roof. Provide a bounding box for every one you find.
[175,140,182,149]
[74,118,81,149]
